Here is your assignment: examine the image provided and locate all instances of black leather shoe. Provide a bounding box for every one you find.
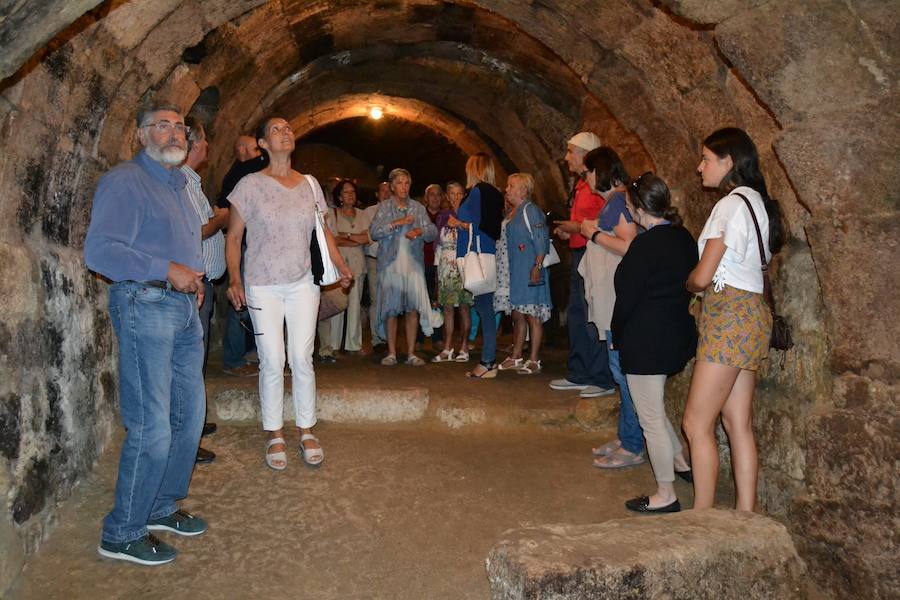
[195,447,216,464]
[675,469,693,483]
[201,422,217,437]
[625,496,681,513]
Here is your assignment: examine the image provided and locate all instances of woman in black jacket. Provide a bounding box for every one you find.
[611,173,698,513]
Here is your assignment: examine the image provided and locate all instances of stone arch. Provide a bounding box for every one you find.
[0,1,896,597]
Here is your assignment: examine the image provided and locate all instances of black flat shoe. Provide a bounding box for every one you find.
[675,469,693,483]
[195,447,216,464]
[624,496,681,513]
[202,422,217,437]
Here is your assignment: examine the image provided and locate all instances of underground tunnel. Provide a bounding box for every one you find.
[0,0,897,598]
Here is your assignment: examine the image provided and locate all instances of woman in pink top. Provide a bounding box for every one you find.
[225,117,351,471]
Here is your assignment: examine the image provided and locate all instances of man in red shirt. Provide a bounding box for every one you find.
[551,132,615,398]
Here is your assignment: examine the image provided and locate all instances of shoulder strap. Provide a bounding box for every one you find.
[734,192,775,314]
[522,202,534,237]
[303,174,324,214]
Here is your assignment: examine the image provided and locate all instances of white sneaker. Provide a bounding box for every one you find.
[549,378,589,391]
[580,385,616,398]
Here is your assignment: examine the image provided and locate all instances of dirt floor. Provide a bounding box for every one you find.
[9,335,716,600]
[8,423,697,600]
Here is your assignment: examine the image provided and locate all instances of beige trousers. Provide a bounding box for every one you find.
[625,374,684,484]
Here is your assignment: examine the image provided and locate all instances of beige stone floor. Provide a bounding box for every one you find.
[8,422,700,600]
[9,341,708,599]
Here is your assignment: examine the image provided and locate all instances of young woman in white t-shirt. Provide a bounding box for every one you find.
[683,127,785,512]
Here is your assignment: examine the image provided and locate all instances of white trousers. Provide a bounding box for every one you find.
[625,374,684,484]
[246,276,319,430]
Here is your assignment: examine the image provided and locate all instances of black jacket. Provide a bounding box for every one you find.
[611,224,698,375]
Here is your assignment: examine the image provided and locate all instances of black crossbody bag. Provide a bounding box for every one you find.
[735,193,794,352]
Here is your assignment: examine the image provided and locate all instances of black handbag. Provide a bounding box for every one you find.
[735,193,794,352]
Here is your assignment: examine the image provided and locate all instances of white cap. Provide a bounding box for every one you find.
[567,132,602,152]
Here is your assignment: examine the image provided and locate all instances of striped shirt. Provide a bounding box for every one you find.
[181,165,226,280]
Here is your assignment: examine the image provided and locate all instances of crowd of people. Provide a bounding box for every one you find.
[83,101,784,565]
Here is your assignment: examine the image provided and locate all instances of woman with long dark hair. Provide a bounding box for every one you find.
[612,173,698,513]
[683,127,785,511]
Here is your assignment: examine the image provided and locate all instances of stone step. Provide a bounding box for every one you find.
[485,509,807,599]
[206,377,620,431]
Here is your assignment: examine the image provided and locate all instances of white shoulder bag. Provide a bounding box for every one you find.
[461,224,497,295]
[522,203,560,267]
[304,174,341,286]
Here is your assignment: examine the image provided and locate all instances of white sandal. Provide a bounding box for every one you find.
[517,359,541,374]
[431,348,455,362]
[498,357,523,371]
[454,350,470,362]
[300,433,325,468]
[265,437,287,471]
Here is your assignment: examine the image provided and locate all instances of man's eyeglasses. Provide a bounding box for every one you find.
[238,304,263,336]
[141,121,190,137]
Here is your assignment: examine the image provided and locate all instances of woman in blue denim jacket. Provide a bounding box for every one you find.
[369,168,438,366]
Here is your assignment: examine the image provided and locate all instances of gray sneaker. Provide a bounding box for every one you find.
[98,534,176,565]
[147,510,208,537]
[580,385,616,398]
[549,378,589,391]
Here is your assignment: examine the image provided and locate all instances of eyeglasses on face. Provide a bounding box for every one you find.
[142,120,190,136]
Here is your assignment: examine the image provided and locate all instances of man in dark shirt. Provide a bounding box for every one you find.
[219,135,268,376]
[84,103,208,566]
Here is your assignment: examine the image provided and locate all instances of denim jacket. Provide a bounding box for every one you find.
[369,197,438,268]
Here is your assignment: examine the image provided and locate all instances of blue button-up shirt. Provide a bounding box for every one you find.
[84,150,203,282]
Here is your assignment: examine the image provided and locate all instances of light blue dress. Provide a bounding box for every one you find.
[494,201,552,322]
[369,197,438,339]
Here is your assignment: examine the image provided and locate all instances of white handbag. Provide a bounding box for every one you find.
[522,202,560,267]
[304,175,341,286]
[461,224,497,295]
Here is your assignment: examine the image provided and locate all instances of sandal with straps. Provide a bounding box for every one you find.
[466,362,498,379]
[265,437,287,471]
[498,357,523,371]
[300,433,325,468]
[517,359,541,374]
[431,348,455,363]
[454,350,470,362]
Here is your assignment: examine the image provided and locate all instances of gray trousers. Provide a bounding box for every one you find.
[625,374,684,484]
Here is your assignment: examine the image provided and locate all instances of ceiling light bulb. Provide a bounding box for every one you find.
[369,106,384,120]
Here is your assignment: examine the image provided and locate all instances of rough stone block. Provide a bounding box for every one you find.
[486,510,806,600]
[806,214,900,377]
[211,386,429,424]
[791,494,899,600]
[805,408,899,507]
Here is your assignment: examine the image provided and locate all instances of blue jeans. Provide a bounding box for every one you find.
[223,305,254,368]
[566,248,613,387]
[103,282,206,544]
[606,330,644,454]
[473,292,497,365]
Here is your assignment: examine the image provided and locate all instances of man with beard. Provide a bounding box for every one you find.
[85,103,208,565]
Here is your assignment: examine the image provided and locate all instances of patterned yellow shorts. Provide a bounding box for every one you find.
[697,285,772,371]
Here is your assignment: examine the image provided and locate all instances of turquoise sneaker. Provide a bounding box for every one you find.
[147,509,208,537]
[98,534,176,565]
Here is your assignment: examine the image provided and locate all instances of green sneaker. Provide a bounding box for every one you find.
[98,534,176,565]
[147,509,208,537]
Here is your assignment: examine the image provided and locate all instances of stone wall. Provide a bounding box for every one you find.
[0,0,896,597]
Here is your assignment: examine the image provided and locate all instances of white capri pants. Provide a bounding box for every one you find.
[625,373,684,484]
[246,275,320,430]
